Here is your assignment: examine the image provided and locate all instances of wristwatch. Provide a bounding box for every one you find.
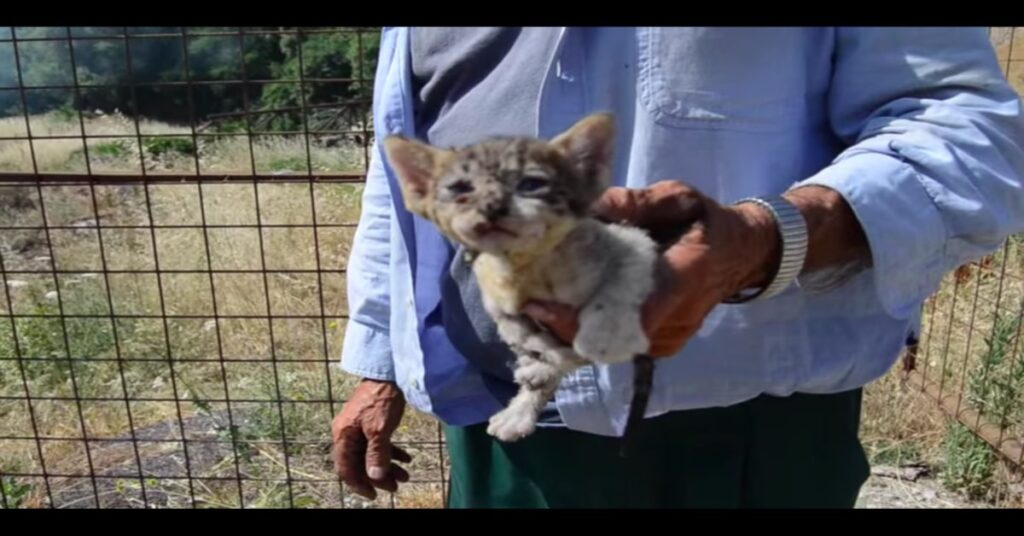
[723,196,808,303]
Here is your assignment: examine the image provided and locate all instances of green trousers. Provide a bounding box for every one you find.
[443,389,869,508]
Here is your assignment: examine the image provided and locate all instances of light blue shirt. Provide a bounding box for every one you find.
[341,27,1024,437]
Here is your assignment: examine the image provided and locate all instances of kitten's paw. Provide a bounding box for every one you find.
[486,404,538,442]
[514,360,559,390]
[573,321,648,364]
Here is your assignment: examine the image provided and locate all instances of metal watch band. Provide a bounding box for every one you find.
[726,196,808,302]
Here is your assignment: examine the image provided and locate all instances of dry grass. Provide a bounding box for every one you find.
[858,238,1024,506]
[0,114,408,508]
[861,369,948,466]
[0,111,365,176]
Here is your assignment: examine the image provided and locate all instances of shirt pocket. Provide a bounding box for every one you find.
[637,27,819,132]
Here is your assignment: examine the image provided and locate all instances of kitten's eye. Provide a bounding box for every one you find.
[447,181,474,195]
[516,176,549,194]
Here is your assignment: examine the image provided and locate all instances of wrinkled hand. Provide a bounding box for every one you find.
[331,379,411,499]
[523,180,780,358]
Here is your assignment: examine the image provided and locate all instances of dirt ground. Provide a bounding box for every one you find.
[857,466,996,509]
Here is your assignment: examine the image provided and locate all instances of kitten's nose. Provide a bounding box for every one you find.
[482,201,509,221]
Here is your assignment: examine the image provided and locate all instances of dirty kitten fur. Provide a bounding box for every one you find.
[382,113,658,441]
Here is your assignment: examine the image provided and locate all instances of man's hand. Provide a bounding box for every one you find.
[523,180,779,357]
[331,379,411,499]
[522,180,869,358]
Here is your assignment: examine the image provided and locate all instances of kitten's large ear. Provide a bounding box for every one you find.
[550,113,615,203]
[381,135,447,215]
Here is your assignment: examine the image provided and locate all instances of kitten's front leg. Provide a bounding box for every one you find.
[486,375,560,442]
[486,316,584,442]
[496,315,585,388]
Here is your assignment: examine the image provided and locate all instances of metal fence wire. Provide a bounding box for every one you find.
[0,26,1022,509]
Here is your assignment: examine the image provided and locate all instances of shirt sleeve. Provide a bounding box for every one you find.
[340,146,398,381]
[794,27,1024,320]
[339,29,399,381]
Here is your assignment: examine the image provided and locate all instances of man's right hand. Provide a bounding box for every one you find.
[331,379,411,499]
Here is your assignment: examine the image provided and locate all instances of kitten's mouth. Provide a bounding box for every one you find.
[472,222,518,238]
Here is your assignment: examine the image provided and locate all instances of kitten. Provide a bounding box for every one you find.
[382,113,659,442]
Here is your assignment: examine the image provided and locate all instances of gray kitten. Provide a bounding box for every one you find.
[382,113,658,442]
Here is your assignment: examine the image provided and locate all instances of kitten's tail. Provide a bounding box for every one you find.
[620,354,654,458]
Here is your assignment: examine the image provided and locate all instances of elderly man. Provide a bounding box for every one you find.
[330,27,1024,508]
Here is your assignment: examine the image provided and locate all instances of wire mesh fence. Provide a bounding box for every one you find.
[0,26,447,509]
[0,26,1022,509]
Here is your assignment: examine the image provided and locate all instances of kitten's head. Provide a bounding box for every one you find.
[382,113,614,254]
